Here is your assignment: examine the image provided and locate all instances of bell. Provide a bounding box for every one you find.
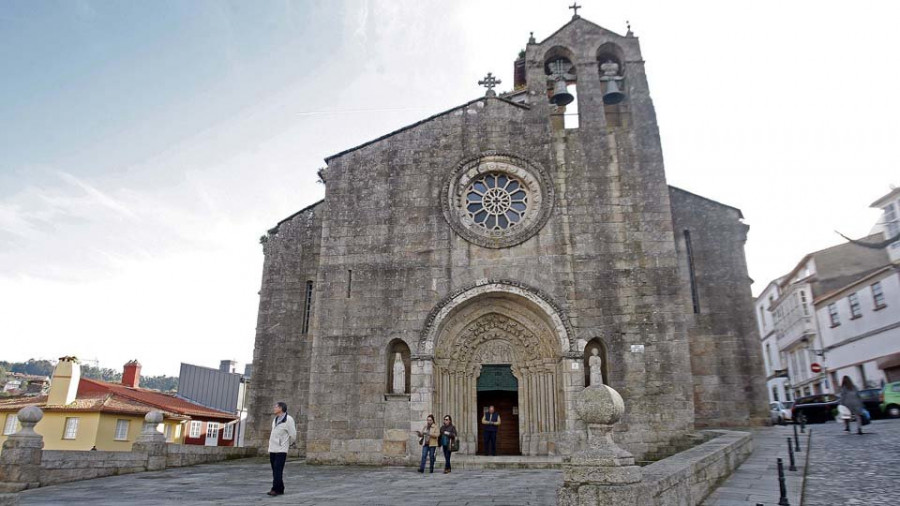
[602,80,625,105]
[550,80,574,106]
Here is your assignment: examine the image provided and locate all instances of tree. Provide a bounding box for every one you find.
[140,375,178,392]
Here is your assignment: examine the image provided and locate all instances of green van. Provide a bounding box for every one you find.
[881,381,900,418]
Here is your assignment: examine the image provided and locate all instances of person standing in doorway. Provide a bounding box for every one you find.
[267,401,296,496]
[481,405,501,456]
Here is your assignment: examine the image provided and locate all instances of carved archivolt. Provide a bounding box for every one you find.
[419,280,575,355]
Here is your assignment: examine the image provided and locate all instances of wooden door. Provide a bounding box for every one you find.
[476,391,520,455]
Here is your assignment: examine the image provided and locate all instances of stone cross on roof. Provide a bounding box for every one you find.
[478,72,502,97]
[569,2,581,18]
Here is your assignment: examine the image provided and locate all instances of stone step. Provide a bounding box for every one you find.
[448,455,564,470]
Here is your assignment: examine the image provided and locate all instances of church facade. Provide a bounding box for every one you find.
[245,15,768,464]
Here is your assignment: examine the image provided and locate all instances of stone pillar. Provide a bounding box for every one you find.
[557,385,647,506]
[131,411,167,471]
[0,407,44,492]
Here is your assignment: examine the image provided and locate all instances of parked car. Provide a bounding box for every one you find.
[881,381,900,418]
[859,388,884,419]
[791,394,839,424]
[769,401,794,425]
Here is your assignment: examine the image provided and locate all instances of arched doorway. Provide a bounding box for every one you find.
[425,286,572,456]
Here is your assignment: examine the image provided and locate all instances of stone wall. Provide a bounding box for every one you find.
[245,201,323,454]
[165,444,257,468]
[39,450,148,486]
[558,429,753,506]
[669,188,770,428]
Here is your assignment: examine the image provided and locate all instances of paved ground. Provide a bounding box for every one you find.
[804,418,900,506]
[18,421,900,505]
[702,425,807,506]
[18,459,563,505]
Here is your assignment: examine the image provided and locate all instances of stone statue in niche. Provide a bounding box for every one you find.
[588,348,603,386]
[392,352,406,394]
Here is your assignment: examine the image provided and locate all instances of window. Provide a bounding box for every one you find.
[63,417,79,440]
[800,290,809,316]
[189,420,202,438]
[872,281,886,308]
[164,424,173,441]
[222,423,234,440]
[765,344,773,371]
[771,386,779,401]
[684,230,700,314]
[114,419,130,441]
[857,364,868,387]
[465,173,529,231]
[828,303,840,326]
[759,306,766,329]
[302,281,313,334]
[784,389,792,401]
[206,422,220,440]
[848,293,862,318]
[3,414,18,435]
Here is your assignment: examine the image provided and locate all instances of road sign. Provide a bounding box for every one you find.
[810,362,822,373]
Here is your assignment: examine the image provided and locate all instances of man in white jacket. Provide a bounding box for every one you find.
[267,401,296,496]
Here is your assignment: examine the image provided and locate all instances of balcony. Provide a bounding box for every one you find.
[776,316,817,349]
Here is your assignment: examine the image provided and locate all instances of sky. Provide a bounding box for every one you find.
[1,0,897,376]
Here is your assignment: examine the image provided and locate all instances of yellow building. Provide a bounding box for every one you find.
[0,358,234,451]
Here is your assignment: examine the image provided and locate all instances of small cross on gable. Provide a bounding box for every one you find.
[478,72,502,97]
[569,2,581,18]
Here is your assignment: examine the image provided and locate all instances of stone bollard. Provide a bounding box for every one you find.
[557,385,645,506]
[131,411,167,471]
[0,406,44,492]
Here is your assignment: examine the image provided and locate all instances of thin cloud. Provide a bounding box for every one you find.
[56,170,138,220]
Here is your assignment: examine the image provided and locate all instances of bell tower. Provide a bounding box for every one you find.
[515,12,699,458]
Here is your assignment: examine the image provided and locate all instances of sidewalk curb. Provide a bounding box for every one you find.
[800,429,812,506]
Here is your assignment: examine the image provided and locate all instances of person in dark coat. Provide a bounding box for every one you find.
[439,415,458,473]
[839,376,865,434]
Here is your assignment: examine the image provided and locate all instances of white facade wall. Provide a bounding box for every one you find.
[755,282,790,402]
[870,191,900,264]
[816,269,900,389]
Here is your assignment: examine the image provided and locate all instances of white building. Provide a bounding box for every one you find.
[755,186,899,400]
[870,187,900,264]
[754,279,790,403]
[815,265,900,387]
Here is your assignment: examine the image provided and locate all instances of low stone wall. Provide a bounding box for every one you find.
[166,444,257,468]
[558,429,752,506]
[641,430,752,505]
[40,450,149,486]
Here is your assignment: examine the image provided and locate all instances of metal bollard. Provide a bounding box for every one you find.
[799,414,806,433]
[777,457,791,506]
[787,437,797,471]
[794,428,801,452]
[792,421,799,443]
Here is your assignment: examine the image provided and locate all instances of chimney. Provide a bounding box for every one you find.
[122,360,142,388]
[48,356,81,406]
[219,360,237,374]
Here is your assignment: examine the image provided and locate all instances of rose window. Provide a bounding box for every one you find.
[465,173,528,230]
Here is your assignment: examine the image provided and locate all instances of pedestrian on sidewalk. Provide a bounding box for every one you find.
[839,376,865,435]
[416,414,440,473]
[267,401,297,496]
[439,415,458,473]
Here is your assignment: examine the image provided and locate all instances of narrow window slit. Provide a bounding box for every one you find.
[684,230,700,314]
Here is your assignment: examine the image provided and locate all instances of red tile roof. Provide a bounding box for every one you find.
[0,379,235,422]
[78,378,236,421]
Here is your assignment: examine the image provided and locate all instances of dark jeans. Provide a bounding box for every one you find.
[419,445,436,472]
[269,452,287,493]
[484,431,497,456]
[442,444,452,470]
